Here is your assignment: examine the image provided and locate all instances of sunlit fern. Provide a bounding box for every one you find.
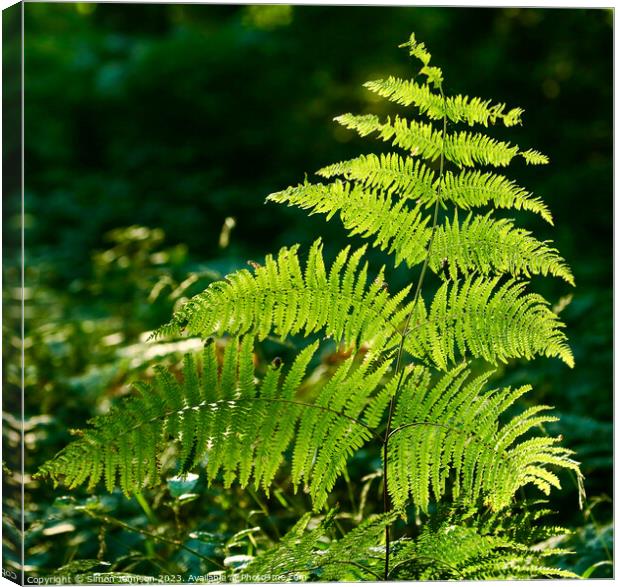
[38,337,582,515]
[38,32,583,580]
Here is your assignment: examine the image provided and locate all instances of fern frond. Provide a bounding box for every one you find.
[391,521,576,580]
[318,153,552,223]
[37,338,393,509]
[521,148,550,165]
[446,129,519,168]
[268,181,431,267]
[289,353,393,507]
[387,364,583,513]
[334,114,443,161]
[398,32,431,65]
[476,499,573,546]
[430,213,574,284]
[442,169,553,223]
[37,31,581,581]
[364,77,523,127]
[237,512,326,581]
[317,153,437,203]
[242,504,574,581]
[335,113,547,168]
[406,276,574,369]
[391,502,576,580]
[154,239,413,354]
[270,180,569,283]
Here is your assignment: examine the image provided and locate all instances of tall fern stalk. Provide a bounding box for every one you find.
[38,34,585,581]
[383,77,448,580]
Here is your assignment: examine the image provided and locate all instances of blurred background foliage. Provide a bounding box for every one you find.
[2,4,612,581]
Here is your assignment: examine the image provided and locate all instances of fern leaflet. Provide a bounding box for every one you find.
[335,113,546,168]
[387,364,583,512]
[271,182,570,282]
[390,513,576,580]
[364,76,524,127]
[36,337,394,510]
[319,154,553,223]
[155,239,414,353]
[268,181,431,268]
[405,276,573,369]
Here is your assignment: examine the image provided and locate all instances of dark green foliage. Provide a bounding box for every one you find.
[237,512,394,581]
[238,504,577,581]
[389,508,576,580]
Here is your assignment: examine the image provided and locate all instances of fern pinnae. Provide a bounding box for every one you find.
[155,239,413,353]
[270,180,431,269]
[520,148,550,165]
[429,212,574,284]
[317,153,437,203]
[363,76,524,128]
[388,511,578,580]
[403,276,574,369]
[442,169,553,223]
[38,337,393,503]
[386,365,582,513]
[335,112,545,169]
[317,155,552,223]
[252,361,287,491]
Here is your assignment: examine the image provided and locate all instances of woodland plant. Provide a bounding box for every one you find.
[38,34,585,580]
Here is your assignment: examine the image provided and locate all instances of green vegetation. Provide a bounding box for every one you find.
[3,5,611,582]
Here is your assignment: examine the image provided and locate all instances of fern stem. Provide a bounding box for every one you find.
[246,485,282,540]
[113,395,383,446]
[135,492,156,524]
[581,494,611,562]
[135,492,157,558]
[382,85,448,581]
[85,510,225,570]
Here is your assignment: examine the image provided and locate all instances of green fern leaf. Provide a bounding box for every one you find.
[398,32,432,65]
[154,239,413,354]
[390,503,577,580]
[446,130,519,167]
[392,523,576,580]
[317,152,437,203]
[335,113,547,168]
[430,212,574,284]
[240,511,394,582]
[442,169,553,223]
[521,148,550,165]
[319,153,552,222]
[387,364,583,512]
[334,114,444,161]
[36,338,392,510]
[364,76,524,127]
[268,180,431,267]
[406,276,574,369]
[271,180,570,283]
